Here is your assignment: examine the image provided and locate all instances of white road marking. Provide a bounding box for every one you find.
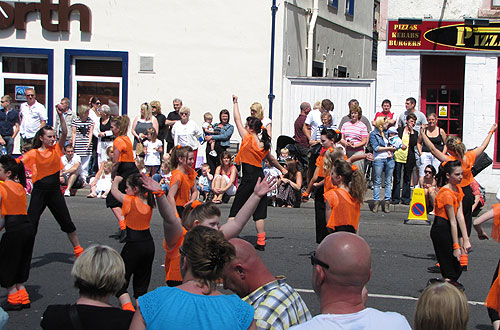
[295,289,485,306]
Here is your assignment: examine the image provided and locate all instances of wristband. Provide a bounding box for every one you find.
[453,243,460,250]
[302,192,309,198]
[152,190,165,198]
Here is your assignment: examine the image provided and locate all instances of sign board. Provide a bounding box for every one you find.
[405,188,429,225]
[438,105,448,117]
[388,20,500,52]
[15,85,34,101]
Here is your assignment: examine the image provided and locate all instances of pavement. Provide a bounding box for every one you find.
[1,187,498,329]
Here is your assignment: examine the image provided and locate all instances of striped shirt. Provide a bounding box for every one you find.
[72,117,94,156]
[243,278,311,330]
[341,121,368,151]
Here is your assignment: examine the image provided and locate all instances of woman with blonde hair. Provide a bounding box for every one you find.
[369,116,396,213]
[150,101,166,150]
[41,245,134,330]
[131,102,159,150]
[250,102,272,138]
[414,282,468,330]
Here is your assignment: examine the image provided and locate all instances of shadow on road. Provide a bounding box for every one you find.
[30,252,74,269]
[402,253,436,261]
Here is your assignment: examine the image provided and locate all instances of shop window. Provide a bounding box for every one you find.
[65,50,128,115]
[346,0,354,16]
[493,0,500,9]
[328,0,338,9]
[3,57,48,74]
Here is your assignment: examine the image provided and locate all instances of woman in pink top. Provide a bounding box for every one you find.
[341,105,368,174]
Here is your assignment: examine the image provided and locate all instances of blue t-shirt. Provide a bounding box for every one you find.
[138,286,254,330]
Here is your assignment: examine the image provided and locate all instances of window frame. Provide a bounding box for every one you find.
[328,0,338,9]
[346,0,354,16]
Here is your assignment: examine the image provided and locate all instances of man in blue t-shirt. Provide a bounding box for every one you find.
[0,95,20,155]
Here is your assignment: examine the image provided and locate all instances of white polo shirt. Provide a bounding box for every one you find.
[62,154,82,176]
[20,101,47,139]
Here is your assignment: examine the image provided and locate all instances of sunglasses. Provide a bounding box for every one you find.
[310,251,329,269]
[26,94,35,97]
[424,171,433,174]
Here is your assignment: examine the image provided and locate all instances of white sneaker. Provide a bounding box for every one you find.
[209,150,217,157]
[64,189,70,197]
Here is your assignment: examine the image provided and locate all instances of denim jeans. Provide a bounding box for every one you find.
[373,157,395,201]
[1,135,14,155]
[392,161,413,204]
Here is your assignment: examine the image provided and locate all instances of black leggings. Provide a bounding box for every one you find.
[116,229,155,298]
[430,216,462,282]
[229,164,267,220]
[314,178,328,244]
[488,260,500,323]
[461,184,474,236]
[28,173,76,234]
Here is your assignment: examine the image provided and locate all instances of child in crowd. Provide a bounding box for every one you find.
[167,146,198,216]
[144,127,163,176]
[197,163,213,202]
[276,159,302,208]
[263,158,281,207]
[135,155,147,174]
[419,164,438,214]
[153,153,172,192]
[278,147,292,163]
[202,112,217,157]
[89,161,113,198]
[0,156,35,311]
[319,111,337,131]
[325,159,366,234]
[387,127,406,150]
[110,173,156,312]
[88,146,113,198]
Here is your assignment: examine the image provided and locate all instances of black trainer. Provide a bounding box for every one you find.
[427,265,441,273]
[1,300,22,311]
[254,243,266,251]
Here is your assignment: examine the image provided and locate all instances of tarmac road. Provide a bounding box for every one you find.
[1,191,498,329]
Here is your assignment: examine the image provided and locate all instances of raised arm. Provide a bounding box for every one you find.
[110,176,126,204]
[474,123,498,157]
[420,127,448,163]
[220,175,277,239]
[56,105,67,153]
[232,95,247,138]
[141,174,183,249]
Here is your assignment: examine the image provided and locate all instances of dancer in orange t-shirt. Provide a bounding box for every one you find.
[430,160,471,288]
[167,146,198,217]
[228,95,285,251]
[21,104,83,258]
[141,172,277,287]
[110,173,156,312]
[0,156,35,311]
[325,159,366,234]
[473,201,500,329]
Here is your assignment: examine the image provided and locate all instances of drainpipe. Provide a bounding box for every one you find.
[306,0,319,77]
[268,0,278,119]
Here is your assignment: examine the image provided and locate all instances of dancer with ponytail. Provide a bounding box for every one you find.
[0,156,34,311]
[167,145,198,216]
[430,160,471,289]
[421,123,497,270]
[21,104,83,258]
[141,171,276,287]
[110,173,156,312]
[107,115,139,242]
[473,199,500,330]
[325,159,366,233]
[228,95,285,251]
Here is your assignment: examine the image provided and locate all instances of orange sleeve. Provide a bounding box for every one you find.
[164,228,186,282]
[316,154,325,178]
[324,189,339,209]
[465,151,477,167]
[20,150,36,171]
[114,137,125,153]
[485,263,500,314]
[492,203,500,243]
[122,194,132,218]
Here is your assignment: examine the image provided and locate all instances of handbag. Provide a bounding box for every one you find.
[471,152,493,177]
[135,141,144,156]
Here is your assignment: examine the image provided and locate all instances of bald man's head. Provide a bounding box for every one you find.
[222,238,275,297]
[315,232,371,288]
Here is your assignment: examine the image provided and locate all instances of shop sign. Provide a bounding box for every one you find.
[0,0,91,33]
[15,86,34,101]
[388,20,500,52]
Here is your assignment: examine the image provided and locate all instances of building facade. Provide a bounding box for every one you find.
[377,0,500,192]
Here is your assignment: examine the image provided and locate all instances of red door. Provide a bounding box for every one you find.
[421,55,465,137]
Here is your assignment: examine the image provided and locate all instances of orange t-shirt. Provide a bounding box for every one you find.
[485,262,500,313]
[315,148,327,178]
[444,151,476,187]
[114,136,134,163]
[21,143,63,183]
[325,188,361,230]
[324,175,336,192]
[0,181,27,216]
[122,195,152,230]
[170,168,197,206]
[434,186,464,220]
[164,227,187,282]
[491,203,500,242]
[235,133,269,168]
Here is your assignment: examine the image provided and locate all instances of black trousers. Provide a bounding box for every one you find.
[430,216,462,282]
[28,175,76,234]
[206,143,228,174]
[461,185,474,236]
[116,229,155,298]
[314,178,328,244]
[229,164,267,221]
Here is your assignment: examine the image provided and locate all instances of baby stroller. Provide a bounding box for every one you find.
[275,135,309,182]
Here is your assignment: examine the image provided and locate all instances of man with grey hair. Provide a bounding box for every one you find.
[19,88,47,148]
[290,232,411,330]
[223,238,311,330]
[0,95,20,155]
[54,97,74,143]
[165,98,182,152]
